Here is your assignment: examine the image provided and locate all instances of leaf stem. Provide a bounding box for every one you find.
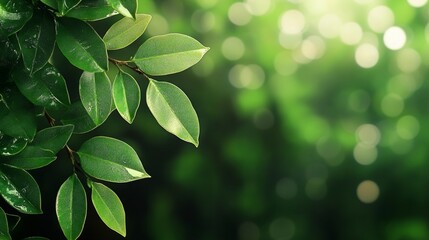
[109,57,150,79]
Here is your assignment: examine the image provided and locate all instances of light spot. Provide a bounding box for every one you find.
[228,3,252,26]
[367,6,394,33]
[222,37,246,61]
[396,48,421,73]
[238,222,260,240]
[381,94,404,117]
[396,115,420,140]
[301,36,325,60]
[355,43,379,68]
[356,124,381,146]
[278,32,302,49]
[276,178,298,200]
[384,26,407,50]
[269,218,295,240]
[388,75,420,98]
[229,64,265,89]
[191,10,216,33]
[340,22,363,45]
[244,0,271,16]
[408,0,427,7]
[353,143,377,165]
[318,14,342,39]
[279,10,306,35]
[357,180,379,204]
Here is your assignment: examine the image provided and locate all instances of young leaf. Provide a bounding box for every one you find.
[56,174,87,240]
[91,182,126,237]
[77,136,150,183]
[133,33,209,76]
[103,14,151,50]
[3,146,56,170]
[0,0,33,37]
[146,79,200,147]
[32,125,74,154]
[0,135,27,157]
[79,72,112,125]
[112,71,140,124]
[107,0,136,19]
[16,11,55,74]
[65,0,117,21]
[0,207,11,240]
[12,63,71,110]
[58,0,82,15]
[0,164,42,214]
[56,17,108,72]
[49,101,97,134]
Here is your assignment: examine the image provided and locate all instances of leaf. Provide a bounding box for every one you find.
[103,14,151,50]
[77,136,149,183]
[0,37,20,67]
[79,72,112,125]
[133,33,209,76]
[91,182,126,237]
[16,11,55,74]
[56,174,87,240]
[12,62,71,110]
[0,134,27,157]
[146,79,200,147]
[107,0,136,18]
[3,146,56,170]
[0,0,33,37]
[49,101,97,134]
[58,0,82,15]
[0,164,42,214]
[112,71,140,124]
[65,0,117,21]
[56,17,108,72]
[32,125,74,154]
[40,0,58,10]
[0,86,37,140]
[0,207,11,240]
[5,213,20,231]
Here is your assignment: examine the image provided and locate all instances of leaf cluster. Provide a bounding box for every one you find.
[0,0,208,238]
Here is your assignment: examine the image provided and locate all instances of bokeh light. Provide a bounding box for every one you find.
[357,180,380,203]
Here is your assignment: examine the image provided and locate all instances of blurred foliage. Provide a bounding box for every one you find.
[13,0,429,239]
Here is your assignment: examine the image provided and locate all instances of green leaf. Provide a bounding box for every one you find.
[58,0,82,15]
[103,14,151,50]
[12,63,71,110]
[0,134,27,157]
[3,146,56,170]
[56,174,87,240]
[32,125,74,154]
[0,207,11,240]
[16,11,55,74]
[134,33,209,76]
[112,71,140,124]
[40,0,58,10]
[79,72,112,125]
[91,182,126,237]
[0,164,42,214]
[77,136,149,183]
[65,0,117,21]
[146,79,200,147]
[107,0,136,18]
[56,17,108,72]
[0,37,20,68]
[49,101,97,134]
[0,0,33,37]
[0,86,37,140]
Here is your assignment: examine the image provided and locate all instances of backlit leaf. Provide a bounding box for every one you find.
[0,164,42,214]
[107,0,136,18]
[78,136,149,183]
[146,79,199,147]
[103,14,151,50]
[56,174,87,240]
[134,33,209,76]
[56,17,108,72]
[112,71,140,124]
[91,182,126,237]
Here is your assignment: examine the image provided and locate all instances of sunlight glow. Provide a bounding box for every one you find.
[279,10,306,35]
[408,0,427,7]
[355,43,379,68]
[357,180,379,203]
[222,37,246,61]
[318,14,342,39]
[384,26,407,50]
[340,22,363,45]
[367,6,394,33]
[228,2,252,26]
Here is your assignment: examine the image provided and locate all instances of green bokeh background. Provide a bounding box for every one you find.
[10,0,429,239]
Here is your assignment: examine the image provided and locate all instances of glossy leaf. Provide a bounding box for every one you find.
[56,174,87,240]
[16,11,55,74]
[0,37,20,67]
[91,182,126,237]
[0,0,33,37]
[50,101,97,134]
[32,125,74,154]
[103,14,151,50]
[56,17,108,72]
[107,0,136,18]
[79,72,112,125]
[78,136,149,183]
[4,146,56,170]
[0,207,11,240]
[40,0,57,10]
[146,79,200,147]
[58,0,82,15]
[112,71,140,124]
[12,63,71,110]
[0,164,42,214]
[0,134,27,156]
[134,33,209,76]
[0,86,37,140]
[65,0,117,21]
